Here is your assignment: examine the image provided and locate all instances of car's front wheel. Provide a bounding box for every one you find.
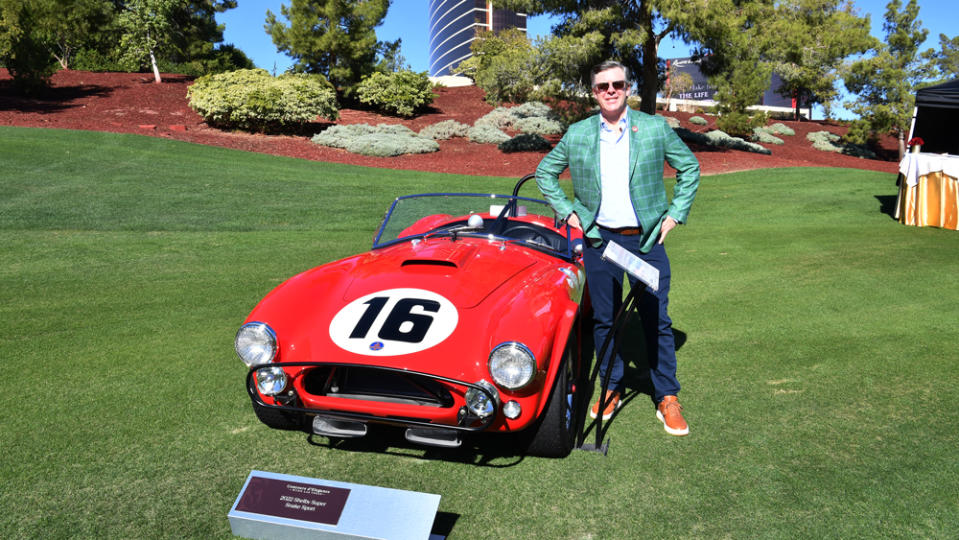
[524,337,584,457]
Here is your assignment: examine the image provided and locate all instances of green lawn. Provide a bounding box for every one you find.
[2,126,957,539]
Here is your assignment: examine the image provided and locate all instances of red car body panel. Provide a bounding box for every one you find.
[242,203,585,436]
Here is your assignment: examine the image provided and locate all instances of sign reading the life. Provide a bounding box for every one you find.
[329,288,458,356]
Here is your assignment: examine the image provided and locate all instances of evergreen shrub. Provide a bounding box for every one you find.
[311,124,438,156]
[419,120,470,140]
[511,101,553,119]
[187,69,338,131]
[468,125,511,144]
[512,116,563,135]
[678,128,771,155]
[751,127,784,145]
[498,133,552,153]
[475,101,563,134]
[689,116,708,126]
[806,131,876,159]
[716,110,768,138]
[355,70,435,117]
[475,107,516,130]
[768,123,795,136]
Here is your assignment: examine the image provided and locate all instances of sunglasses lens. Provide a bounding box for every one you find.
[594,80,626,92]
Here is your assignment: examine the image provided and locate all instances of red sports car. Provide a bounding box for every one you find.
[235,176,589,457]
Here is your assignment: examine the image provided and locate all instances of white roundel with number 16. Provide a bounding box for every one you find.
[329,288,459,356]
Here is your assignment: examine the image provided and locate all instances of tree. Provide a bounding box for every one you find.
[663,60,693,111]
[117,0,181,83]
[0,1,56,92]
[844,0,927,159]
[1,0,108,89]
[764,0,873,120]
[453,28,601,108]
[501,0,702,114]
[265,0,395,95]
[686,0,775,134]
[920,33,959,83]
[165,1,253,74]
[42,0,112,70]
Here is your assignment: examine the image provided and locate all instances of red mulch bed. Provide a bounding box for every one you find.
[0,69,900,178]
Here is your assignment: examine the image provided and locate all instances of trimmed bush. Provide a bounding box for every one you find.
[689,116,708,126]
[355,70,435,117]
[676,128,770,155]
[468,125,511,144]
[187,69,338,132]
[511,101,554,119]
[513,116,564,135]
[768,122,795,136]
[344,134,439,157]
[806,131,876,159]
[419,120,470,140]
[475,107,516,130]
[311,124,438,157]
[674,127,710,146]
[752,127,784,145]
[498,133,552,153]
[475,101,563,134]
[662,116,681,129]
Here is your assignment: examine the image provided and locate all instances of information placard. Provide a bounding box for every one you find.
[601,240,660,291]
[229,470,441,540]
[233,476,350,526]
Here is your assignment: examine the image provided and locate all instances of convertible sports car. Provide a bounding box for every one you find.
[234,175,590,457]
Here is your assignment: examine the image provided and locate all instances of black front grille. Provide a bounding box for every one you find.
[301,366,455,408]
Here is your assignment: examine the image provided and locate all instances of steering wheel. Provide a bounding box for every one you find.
[504,224,553,247]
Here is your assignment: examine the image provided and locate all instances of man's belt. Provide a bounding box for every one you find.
[597,224,642,236]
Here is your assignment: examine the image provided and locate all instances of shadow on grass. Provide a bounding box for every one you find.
[305,425,532,468]
[578,314,688,447]
[876,194,899,219]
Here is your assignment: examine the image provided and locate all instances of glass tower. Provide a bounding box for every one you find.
[428,0,527,77]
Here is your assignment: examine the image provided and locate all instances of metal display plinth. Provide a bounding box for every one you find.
[229,470,441,540]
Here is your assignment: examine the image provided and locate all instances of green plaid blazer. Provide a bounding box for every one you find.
[536,107,700,253]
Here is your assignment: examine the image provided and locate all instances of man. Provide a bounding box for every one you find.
[536,60,699,436]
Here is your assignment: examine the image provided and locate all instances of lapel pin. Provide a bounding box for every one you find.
[632,126,638,132]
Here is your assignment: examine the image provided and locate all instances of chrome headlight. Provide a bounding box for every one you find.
[255,366,287,396]
[465,380,499,418]
[235,322,277,368]
[488,342,536,390]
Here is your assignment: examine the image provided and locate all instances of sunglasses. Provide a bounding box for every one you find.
[592,80,627,93]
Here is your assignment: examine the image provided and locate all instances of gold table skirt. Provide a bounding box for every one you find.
[896,171,959,230]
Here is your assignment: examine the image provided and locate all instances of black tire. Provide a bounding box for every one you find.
[524,338,584,457]
[252,400,305,431]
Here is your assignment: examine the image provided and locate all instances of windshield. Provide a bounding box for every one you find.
[373,193,575,259]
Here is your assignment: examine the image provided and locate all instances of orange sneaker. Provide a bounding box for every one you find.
[590,390,621,420]
[656,395,689,436]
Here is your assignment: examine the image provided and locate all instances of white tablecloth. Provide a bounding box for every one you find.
[899,152,959,187]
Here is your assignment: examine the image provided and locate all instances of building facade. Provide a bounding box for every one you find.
[428,1,526,77]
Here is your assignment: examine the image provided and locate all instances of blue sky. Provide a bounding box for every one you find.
[218,0,954,117]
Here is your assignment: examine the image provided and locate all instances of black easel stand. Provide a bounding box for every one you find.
[575,280,644,455]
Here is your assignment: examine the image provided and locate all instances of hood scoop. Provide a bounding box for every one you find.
[401,259,458,269]
[343,239,537,308]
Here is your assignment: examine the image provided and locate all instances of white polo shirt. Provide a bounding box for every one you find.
[596,115,639,228]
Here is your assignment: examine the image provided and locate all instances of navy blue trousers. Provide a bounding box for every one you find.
[583,229,680,402]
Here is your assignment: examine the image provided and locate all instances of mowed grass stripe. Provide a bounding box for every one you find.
[1,126,957,539]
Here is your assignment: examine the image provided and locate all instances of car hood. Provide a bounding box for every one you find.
[340,237,535,308]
